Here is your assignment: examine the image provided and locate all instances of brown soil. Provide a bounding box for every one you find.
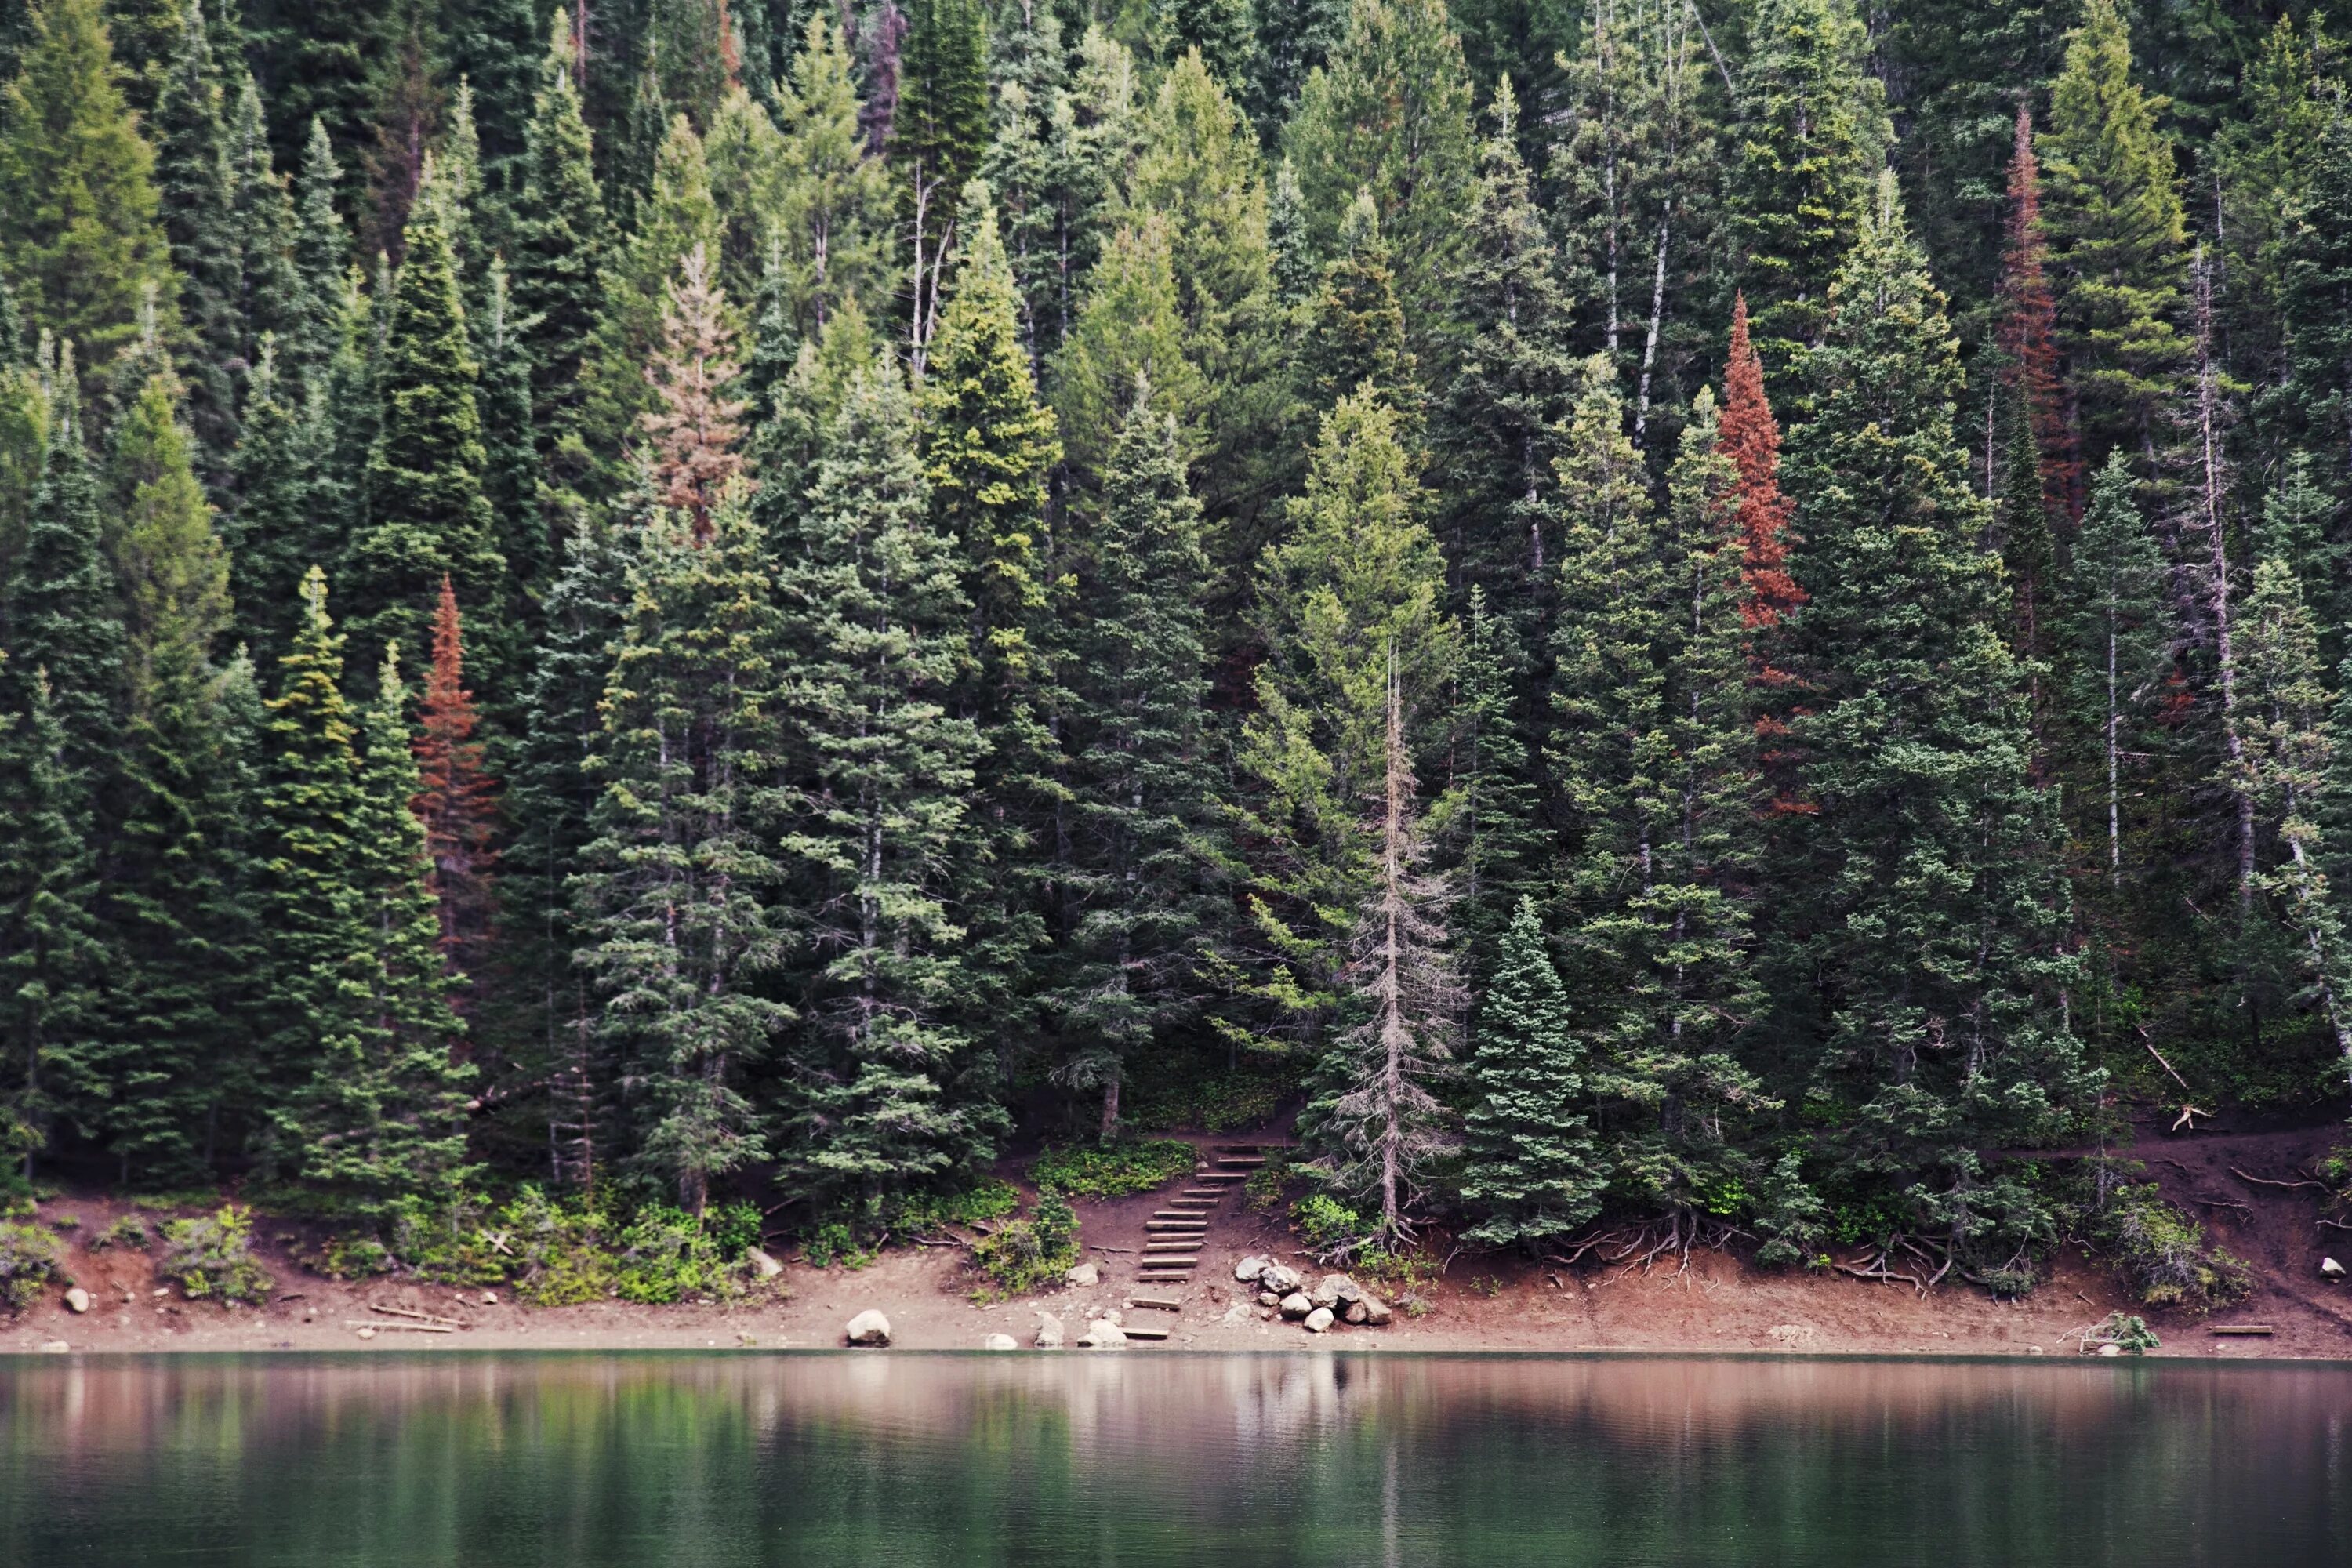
[11,1116,2351,1360]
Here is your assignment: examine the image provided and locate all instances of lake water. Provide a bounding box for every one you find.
[2,1351,2346,1565]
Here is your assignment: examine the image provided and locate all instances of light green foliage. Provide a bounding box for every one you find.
[765,18,895,340]
[967,1192,1079,1294]
[91,1213,150,1249]
[0,1219,62,1308]
[157,1203,274,1301]
[1056,212,1206,473]
[2091,1186,2249,1312]
[1029,1138,1196,1197]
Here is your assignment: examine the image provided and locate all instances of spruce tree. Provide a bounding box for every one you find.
[226,341,331,657]
[1461,897,1602,1249]
[2278,105,2352,502]
[769,14,896,340]
[2041,0,2188,470]
[1,371,126,772]
[412,577,498,1009]
[1724,0,1888,379]
[438,0,543,194]
[1054,212,1206,476]
[1298,191,1413,420]
[775,352,1000,1211]
[575,496,789,1214]
[510,16,608,482]
[1777,176,2092,1267]
[348,185,506,680]
[288,118,353,392]
[2063,452,2166,893]
[1997,105,2078,532]
[640,243,750,540]
[0,0,174,369]
[151,0,240,485]
[1056,391,1225,1139]
[103,367,229,706]
[230,75,304,370]
[1281,0,1475,365]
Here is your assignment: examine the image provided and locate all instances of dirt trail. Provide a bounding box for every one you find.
[9,1113,2351,1359]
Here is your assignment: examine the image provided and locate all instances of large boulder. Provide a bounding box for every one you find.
[1078,1319,1129,1348]
[1234,1256,1269,1283]
[1034,1312,1065,1349]
[745,1247,785,1279]
[1279,1291,1312,1320]
[1303,1307,1335,1334]
[1359,1294,1392,1327]
[1065,1261,1100,1287]
[63,1286,90,1314]
[984,1333,1019,1351]
[844,1309,892,1347]
[1310,1273,1359,1309]
[1259,1263,1303,1295]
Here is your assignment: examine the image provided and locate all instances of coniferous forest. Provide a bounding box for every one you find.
[2,0,2350,1292]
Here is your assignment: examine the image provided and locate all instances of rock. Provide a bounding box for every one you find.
[2025,1345,2045,1356]
[62,1287,89,1314]
[844,1309,892,1347]
[1065,1261,1101,1287]
[746,1247,785,1280]
[1311,1273,1359,1309]
[1077,1319,1128,1348]
[984,1333,1019,1351]
[1358,1294,1392,1327]
[1235,1256,1269,1283]
[36,1340,68,1354]
[1034,1312,1065,1349]
[1343,1300,1369,1325]
[1303,1307,1335,1334]
[354,1327,376,1341]
[481,1291,498,1306]
[1258,1290,1280,1307]
[1221,1301,1254,1325]
[2096,1342,2123,1357]
[2324,1257,2347,1280]
[1259,1263,1302,1295]
[1766,1323,1817,1347]
[1279,1291,1312,1320]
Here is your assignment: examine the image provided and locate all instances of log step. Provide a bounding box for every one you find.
[1180,1189,1226,1200]
[1216,1156,1266,1168]
[1153,1209,1209,1219]
[1193,1173,1245,1184]
[2209,1324,2275,1336]
[1122,1324,1171,1341]
[1143,1243,1202,1253]
[1139,1261,1197,1272]
[1128,1296,1184,1311]
[1145,1221,1206,1232]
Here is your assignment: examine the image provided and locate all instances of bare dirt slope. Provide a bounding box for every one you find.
[9,1116,2350,1359]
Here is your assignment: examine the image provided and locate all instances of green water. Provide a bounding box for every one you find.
[1,1351,2343,1565]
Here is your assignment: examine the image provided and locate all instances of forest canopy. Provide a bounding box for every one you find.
[0,0,2344,1287]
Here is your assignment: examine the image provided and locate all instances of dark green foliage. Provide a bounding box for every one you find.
[895,0,991,352]
[156,1203,274,1301]
[510,24,607,483]
[966,1190,1077,1292]
[2,386,125,768]
[1028,1138,1194,1196]
[1461,898,1602,1249]
[0,1220,62,1306]
[2089,1182,2251,1310]
[150,0,238,485]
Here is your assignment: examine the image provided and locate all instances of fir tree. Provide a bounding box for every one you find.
[1724,0,1889,379]
[439,0,544,194]
[230,75,304,371]
[1,369,126,771]
[2279,104,2352,501]
[640,242,750,540]
[1719,292,1806,808]
[2063,452,2166,892]
[0,0,174,369]
[348,183,506,679]
[241,0,393,193]
[225,340,331,656]
[1461,897,1601,1249]
[776,353,1000,1210]
[1777,176,2092,1266]
[575,496,790,1214]
[1054,212,1206,476]
[769,14,896,339]
[103,367,229,706]
[1298,190,1412,419]
[510,14,608,480]
[1055,390,1225,1138]
[412,577,499,1007]
[477,256,546,609]
[288,118,353,391]
[1997,104,2078,531]
[2041,0,2189,470]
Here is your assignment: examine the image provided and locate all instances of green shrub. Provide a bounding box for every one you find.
[1291,1192,1367,1257]
[90,1214,150,1250]
[1245,1153,1296,1212]
[884,1180,1021,1237]
[801,1220,873,1270]
[158,1206,274,1304]
[0,1221,62,1311]
[317,1236,395,1279]
[386,1189,509,1285]
[703,1202,764,1258]
[47,1211,81,1231]
[2092,1184,2250,1311]
[969,1195,1080,1296]
[1029,1139,1196,1198]
[497,1187,615,1307]
[2091,1312,2161,1355]
[613,1206,750,1304]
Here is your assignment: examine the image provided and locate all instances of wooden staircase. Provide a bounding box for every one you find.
[1123,1145,1287,1312]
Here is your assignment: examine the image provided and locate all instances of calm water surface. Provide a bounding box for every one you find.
[2,1351,2346,1566]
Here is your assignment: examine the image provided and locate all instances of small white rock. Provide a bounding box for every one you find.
[2096,1342,2123,1357]
[746,1247,785,1280]
[2323,1256,2346,1280]
[983,1333,1019,1351]
[844,1308,892,1347]
[37,1340,69,1354]
[1034,1312,1064,1348]
[1065,1261,1101,1287]
[1303,1307,1335,1334]
[63,1286,89,1314]
[354,1326,376,1341]
[481,1290,498,1305]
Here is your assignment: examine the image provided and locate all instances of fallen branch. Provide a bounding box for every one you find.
[369,1304,466,1328]
[2230,1167,2322,1192]
[2189,1197,2253,1214]
[2318,1218,2352,1232]
[1090,1245,1137,1254]
[1835,1255,1926,1294]
[347,1320,456,1334]
[2140,1030,2191,1092]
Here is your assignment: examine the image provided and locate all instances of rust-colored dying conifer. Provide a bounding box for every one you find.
[411,575,499,1000]
[641,241,750,540]
[1998,105,2080,525]
[1719,292,1810,810]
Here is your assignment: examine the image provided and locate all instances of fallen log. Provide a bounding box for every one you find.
[346,1320,456,1334]
[2208,1324,2274,1336]
[368,1304,466,1328]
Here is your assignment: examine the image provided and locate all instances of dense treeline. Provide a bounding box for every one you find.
[2,0,2348,1284]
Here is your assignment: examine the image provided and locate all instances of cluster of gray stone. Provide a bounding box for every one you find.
[1233,1256,1392,1332]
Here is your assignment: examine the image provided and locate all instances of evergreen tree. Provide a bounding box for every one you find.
[288,118,353,391]
[640,243,750,540]
[438,0,543,194]
[2279,104,2352,503]
[1054,212,1205,476]
[1777,176,2092,1269]
[225,340,331,656]
[1247,0,1343,136]
[1,369,125,771]
[1282,0,1475,366]
[776,353,1000,1210]
[1719,292,1806,807]
[230,75,304,370]
[769,14,896,340]
[1723,0,1888,380]
[1997,104,2078,532]
[1298,190,1412,419]
[895,0,991,362]
[477,256,546,608]
[1055,390,1224,1138]
[2041,0,2188,470]
[0,0,174,370]
[1461,897,1601,1249]
[103,367,228,706]
[0,669,109,1174]
[510,15,608,485]
[575,496,790,1214]
[2063,452,2166,892]
[348,183,505,679]
[150,0,239,485]
[241,0,393,191]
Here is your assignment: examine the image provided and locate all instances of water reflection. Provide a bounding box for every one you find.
[2,1352,2344,1565]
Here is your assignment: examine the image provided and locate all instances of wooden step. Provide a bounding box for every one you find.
[1194,1172,1245,1183]
[1152,1209,1210,1219]
[1145,1222,1206,1232]
[1180,1189,1225,1200]
[1139,1259,1197,1270]
[1128,1295,1185,1311]
[1121,1324,1171,1341]
[1143,1241,1202,1252]
[1215,1156,1267,1168]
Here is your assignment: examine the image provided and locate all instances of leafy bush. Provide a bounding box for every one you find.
[387,1189,509,1284]
[0,1221,62,1311]
[90,1214,150,1250]
[497,1187,615,1307]
[158,1206,274,1304]
[614,1205,750,1304]
[317,1236,395,1279]
[702,1202,764,1258]
[2092,1184,2250,1311]
[2091,1312,2161,1355]
[1245,1153,1297,1212]
[47,1211,81,1231]
[1291,1192,1368,1258]
[884,1180,1021,1237]
[801,1221,873,1271]
[969,1194,1080,1296]
[1029,1139,1196,1198]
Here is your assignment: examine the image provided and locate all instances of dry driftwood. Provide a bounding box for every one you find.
[369,1304,466,1328]
[347,1320,456,1334]
[2230,1167,2323,1192]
